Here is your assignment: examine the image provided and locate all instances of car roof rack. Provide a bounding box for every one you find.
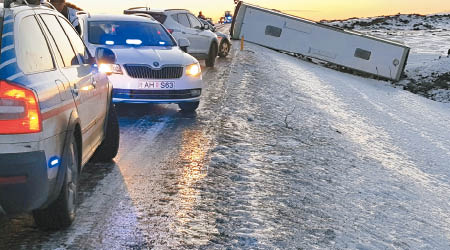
[127,6,150,11]
[165,9,190,12]
[76,11,91,17]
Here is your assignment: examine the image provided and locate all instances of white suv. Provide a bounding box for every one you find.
[124,8,219,67]
[77,14,203,112]
[0,1,119,229]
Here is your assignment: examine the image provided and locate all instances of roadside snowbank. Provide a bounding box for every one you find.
[205,42,450,249]
[323,14,450,102]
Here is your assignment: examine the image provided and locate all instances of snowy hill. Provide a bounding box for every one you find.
[322,14,450,102]
[323,13,450,31]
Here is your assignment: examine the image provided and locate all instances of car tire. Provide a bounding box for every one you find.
[91,102,120,163]
[205,42,218,67]
[179,101,200,112]
[33,133,79,230]
[218,39,230,58]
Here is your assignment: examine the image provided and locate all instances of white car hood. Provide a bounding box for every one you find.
[90,45,197,66]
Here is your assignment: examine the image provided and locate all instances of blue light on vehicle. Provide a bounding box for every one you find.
[48,156,61,169]
[105,40,115,45]
[126,39,143,45]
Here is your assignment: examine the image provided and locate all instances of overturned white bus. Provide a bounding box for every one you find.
[230,2,410,81]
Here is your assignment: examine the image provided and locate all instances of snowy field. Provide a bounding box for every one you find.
[325,14,450,102]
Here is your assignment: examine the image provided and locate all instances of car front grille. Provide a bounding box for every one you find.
[113,89,201,100]
[124,65,183,79]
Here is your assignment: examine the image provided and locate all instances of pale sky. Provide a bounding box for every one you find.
[72,0,450,22]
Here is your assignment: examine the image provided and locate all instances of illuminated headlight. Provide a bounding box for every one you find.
[186,63,201,77]
[99,64,123,75]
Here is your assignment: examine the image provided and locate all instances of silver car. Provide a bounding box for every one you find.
[78,14,203,112]
[124,8,220,67]
[0,1,119,229]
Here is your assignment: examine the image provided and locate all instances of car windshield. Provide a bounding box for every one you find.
[88,21,175,47]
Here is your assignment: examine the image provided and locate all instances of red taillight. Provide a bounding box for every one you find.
[0,176,27,184]
[0,81,42,134]
[168,29,174,34]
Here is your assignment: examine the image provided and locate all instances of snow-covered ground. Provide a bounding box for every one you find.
[324,14,450,102]
[203,42,450,249]
[1,26,450,249]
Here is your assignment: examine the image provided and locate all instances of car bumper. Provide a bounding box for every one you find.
[0,151,49,214]
[107,71,203,89]
[112,88,202,104]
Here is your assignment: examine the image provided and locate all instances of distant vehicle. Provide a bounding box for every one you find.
[78,14,203,112]
[124,8,219,67]
[200,19,232,57]
[231,2,410,81]
[0,1,119,230]
[224,11,233,23]
[219,16,225,24]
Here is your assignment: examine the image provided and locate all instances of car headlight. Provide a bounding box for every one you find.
[99,64,123,75]
[186,63,201,77]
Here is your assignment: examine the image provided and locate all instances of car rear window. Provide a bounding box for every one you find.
[148,13,167,24]
[88,21,175,47]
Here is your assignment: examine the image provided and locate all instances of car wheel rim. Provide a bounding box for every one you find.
[221,43,229,54]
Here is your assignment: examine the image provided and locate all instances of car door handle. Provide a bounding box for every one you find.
[91,77,97,89]
[72,84,79,96]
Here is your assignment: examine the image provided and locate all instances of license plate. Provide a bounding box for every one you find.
[139,81,175,89]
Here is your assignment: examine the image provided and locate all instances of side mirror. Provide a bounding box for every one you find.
[203,23,209,30]
[178,38,190,53]
[96,47,116,64]
[87,56,97,65]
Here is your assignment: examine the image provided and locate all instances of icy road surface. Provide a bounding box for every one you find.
[1,38,450,249]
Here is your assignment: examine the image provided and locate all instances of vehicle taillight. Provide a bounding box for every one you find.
[168,29,174,34]
[0,80,42,134]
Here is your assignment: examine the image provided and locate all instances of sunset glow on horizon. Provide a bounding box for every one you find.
[72,0,450,22]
